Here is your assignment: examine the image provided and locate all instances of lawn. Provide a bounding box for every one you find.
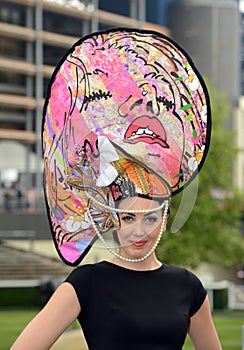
[183,312,244,350]
[0,309,79,350]
[0,309,38,350]
[0,309,243,350]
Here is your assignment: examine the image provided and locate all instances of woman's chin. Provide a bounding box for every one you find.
[119,244,149,260]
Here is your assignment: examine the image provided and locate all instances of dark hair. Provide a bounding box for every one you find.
[113,230,120,244]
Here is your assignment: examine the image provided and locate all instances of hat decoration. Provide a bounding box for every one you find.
[42,27,211,266]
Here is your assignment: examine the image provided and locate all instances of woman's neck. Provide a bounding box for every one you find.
[110,253,162,271]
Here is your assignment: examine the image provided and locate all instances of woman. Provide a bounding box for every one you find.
[11,28,222,349]
[10,199,222,349]
[10,159,222,350]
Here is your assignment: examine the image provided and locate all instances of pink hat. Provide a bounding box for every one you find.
[42,28,211,265]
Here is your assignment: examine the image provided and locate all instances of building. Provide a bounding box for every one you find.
[0,0,169,194]
[170,0,244,193]
[236,0,244,192]
[0,0,243,216]
[0,0,172,236]
[170,0,240,110]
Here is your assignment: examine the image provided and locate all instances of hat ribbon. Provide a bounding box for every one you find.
[96,136,119,187]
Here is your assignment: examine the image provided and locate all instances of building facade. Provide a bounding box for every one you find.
[170,0,240,109]
[169,0,244,192]
[0,0,243,204]
[0,0,169,194]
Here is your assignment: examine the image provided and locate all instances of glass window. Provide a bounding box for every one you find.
[43,44,68,66]
[0,2,26,26]
[0,72,27,95]
[0,109,26,130]
[0,38,27,60]
[43,10,84,36]
[99,0,130,16]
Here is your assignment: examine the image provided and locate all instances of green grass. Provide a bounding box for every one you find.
[183,312,244,350]
[0,309,79,350]
[0,309,243,350]
[0,309,38,350]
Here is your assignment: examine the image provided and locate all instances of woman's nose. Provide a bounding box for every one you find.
[132,219,146,238]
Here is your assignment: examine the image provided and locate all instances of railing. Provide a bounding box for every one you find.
[228,284,244,310]
[242,325,244,350]
[0,279,40,288]
[0,230,37,252]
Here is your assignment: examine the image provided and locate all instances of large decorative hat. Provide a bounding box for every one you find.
[42,27,211,266]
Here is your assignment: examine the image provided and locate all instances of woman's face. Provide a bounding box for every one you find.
[117,197,164,260]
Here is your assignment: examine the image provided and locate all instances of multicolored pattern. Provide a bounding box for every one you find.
[42,28,211,265]
[66,155,171,207]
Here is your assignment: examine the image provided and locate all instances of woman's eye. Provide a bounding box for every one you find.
[144,216,158,223]
[121,215,134,222]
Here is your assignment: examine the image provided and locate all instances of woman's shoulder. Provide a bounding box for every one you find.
[66,261,109,279]
[163,264,204,286]
[163,263,189,275]
[164,263,197,275]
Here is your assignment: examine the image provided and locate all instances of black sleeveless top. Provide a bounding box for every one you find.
[65,261,206,350]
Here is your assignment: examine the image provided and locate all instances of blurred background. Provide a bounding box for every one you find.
[0,0,244,349]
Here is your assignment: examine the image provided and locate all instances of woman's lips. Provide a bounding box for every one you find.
[131,240,147,247]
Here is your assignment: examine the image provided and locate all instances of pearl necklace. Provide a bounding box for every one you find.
[84,190,168,213]
[86,200,169,263]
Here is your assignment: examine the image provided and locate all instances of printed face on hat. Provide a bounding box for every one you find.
[46,30,208,193]
[70,38,184,189]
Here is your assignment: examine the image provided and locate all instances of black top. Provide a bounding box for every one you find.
[65,261,207,350]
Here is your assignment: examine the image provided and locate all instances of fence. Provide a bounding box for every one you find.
[228,284,244,310]
[0,229,36,252]
[205,280,244,310]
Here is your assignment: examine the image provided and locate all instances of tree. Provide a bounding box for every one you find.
[157,82,244,269]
